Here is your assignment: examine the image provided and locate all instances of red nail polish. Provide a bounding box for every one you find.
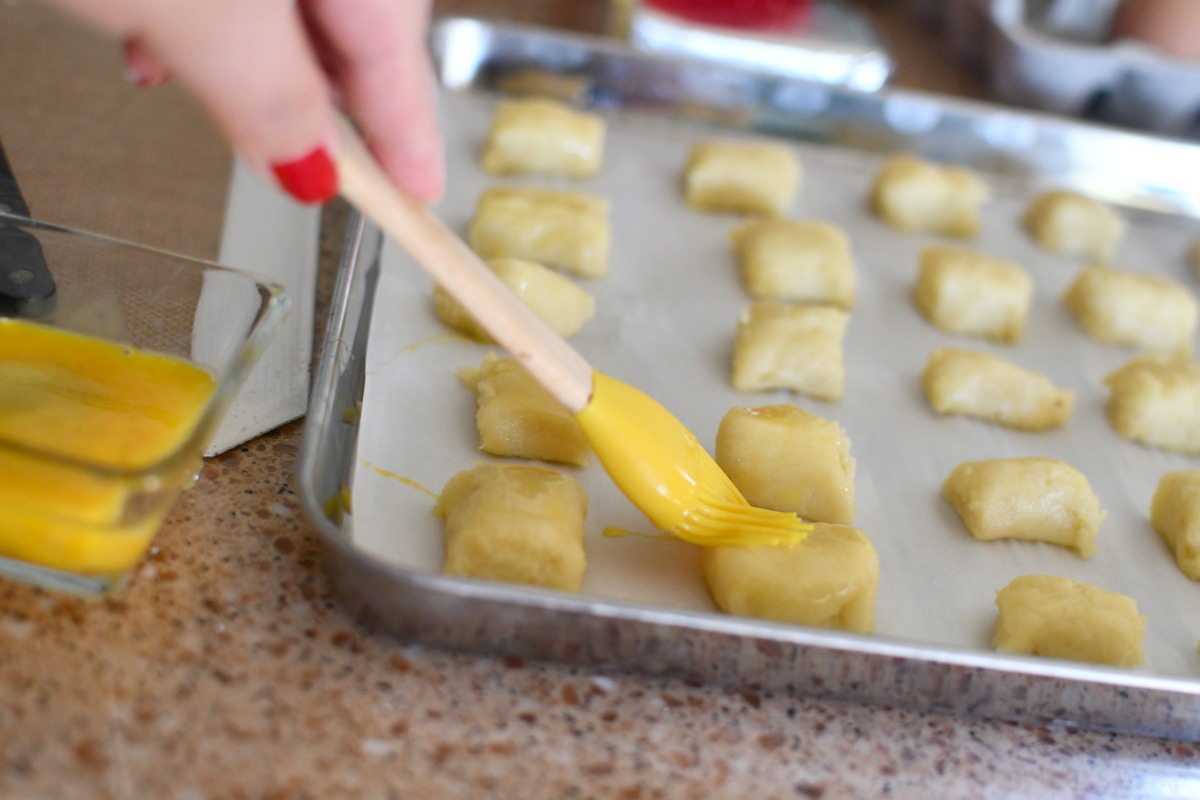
[123,38,170,88]
[271,147,338,204]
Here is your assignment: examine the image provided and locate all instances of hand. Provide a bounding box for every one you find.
[42,0,444,205]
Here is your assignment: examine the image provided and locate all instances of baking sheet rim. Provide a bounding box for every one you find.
[298,20,1200,738]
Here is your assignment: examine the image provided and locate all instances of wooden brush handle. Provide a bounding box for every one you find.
[334,118,595,414]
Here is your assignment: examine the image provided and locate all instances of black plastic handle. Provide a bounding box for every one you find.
[0,137,56,319]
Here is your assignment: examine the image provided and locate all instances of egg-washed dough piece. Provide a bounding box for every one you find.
[480,98,605,179]
[1063,266,1197,356]
[1023,190,1126,264]
[701,523,878,633]
[732,219,856,309]
[732,302,848,401]
[434,258,595,342]
[493,68,590,105]
[715,405,856,524]
[1104,355,1200,455]
[942,458,1105,558]
[913,246,1033,343]
[459,353,590,467]
[435,462,588,592]
[468,187,611,279]
[867,154,989,239]
[992,575,1145,668]
[684,139,801,217]
[1150,470,1200,581]
[921,348,1075,431]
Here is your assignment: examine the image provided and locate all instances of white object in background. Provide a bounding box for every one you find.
[988,0,1124,115]
[920,0,1200,138]
[1107,50,1200,136]
[1030,0,1122,41]
[205,158,319,455]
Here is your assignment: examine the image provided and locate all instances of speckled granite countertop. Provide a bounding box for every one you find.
[2,3,1200,798]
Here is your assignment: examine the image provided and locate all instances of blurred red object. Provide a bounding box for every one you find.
[644,0,815,32]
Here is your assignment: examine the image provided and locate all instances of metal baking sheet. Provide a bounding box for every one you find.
[299,18,1200,740]
[625,2,894,92]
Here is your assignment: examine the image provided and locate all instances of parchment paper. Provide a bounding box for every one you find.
[352,89,1200,680]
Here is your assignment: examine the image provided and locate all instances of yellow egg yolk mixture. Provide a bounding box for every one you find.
[0,319,216,575]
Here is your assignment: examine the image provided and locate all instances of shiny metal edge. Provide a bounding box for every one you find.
[298,19,1200,740]
[300,215,1200,742]
[430,16,1200,217]
[626,5,894,93]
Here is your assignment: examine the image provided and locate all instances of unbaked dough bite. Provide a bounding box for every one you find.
[434,257,595,342]
[913,247,1032,343]
[732,219,856,308]
[701,523,878,633]
[732,302,848,402]
[494,69,590,105]
[867,154,988,239]
[435,462,588,592]
[921,348,1075,431]
[480,98,605,179]
[459,353,590,467]
[684,139,801,217]
[942,458,1104,558]
[1063,266,1197,356]
[992,575,1145,668]
[468,187,611,279]
[1023,190,1125,264]
[1150,470,1200,581]
[715,405,855,524]
[1104,355,1200,455]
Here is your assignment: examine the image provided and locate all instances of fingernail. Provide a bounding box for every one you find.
[271,147,338,204]
[123,38,170,88]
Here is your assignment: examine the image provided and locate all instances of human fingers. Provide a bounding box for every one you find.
[46,0,341,203]
[139,0,341,202]
[301,0,444,203]
[123,36,170,88]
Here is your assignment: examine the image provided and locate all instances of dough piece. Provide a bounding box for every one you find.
[1150,470,1200,581]
[1023,190,1125,264]
[701,523,879,632]
[434,258,595,341]
[942,458,1105,558]
[493,69,590,104]
[1063,266,1197,356]
[459,353,590,467]
[732,219,856,309]
[468,187,611,279]
[684,140,801,216]
[867,154,988,238]
[480,98,605,178]
[992,575,1146,668]
[715,405,855,524]
[1104,355,1200,455]
[435,462,588,592]
[921,348,1075,431]
[732,302,848,401]
[912,246,1033,343]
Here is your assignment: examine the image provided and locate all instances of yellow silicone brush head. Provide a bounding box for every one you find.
[576,371,812,547]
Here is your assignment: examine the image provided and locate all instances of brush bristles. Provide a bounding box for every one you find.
[674,492,813,548]
[664,447,813,548]
[694,457,745,505]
